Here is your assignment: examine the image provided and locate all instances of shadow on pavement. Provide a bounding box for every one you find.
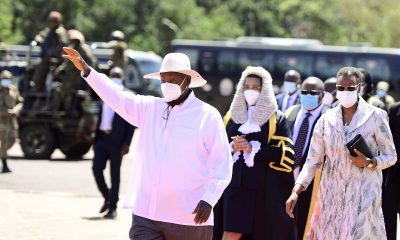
[82,216,115,221]
[8,156,91,162]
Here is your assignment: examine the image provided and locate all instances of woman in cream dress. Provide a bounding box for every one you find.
[286,67,397,240]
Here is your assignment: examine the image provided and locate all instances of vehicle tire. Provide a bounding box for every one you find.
[19,124,56,159]
[61,143,92,159]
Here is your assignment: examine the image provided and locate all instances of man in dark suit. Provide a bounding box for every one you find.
[93,67,135,219]
[285,77,327,240]
[382,102,400,240]
[276,70,301,112]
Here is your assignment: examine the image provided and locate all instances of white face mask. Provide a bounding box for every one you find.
[336,90,358,108]
[283,81,297,94]
[322,91,334,106]
[244,90,260,106]
[161,77,187,102]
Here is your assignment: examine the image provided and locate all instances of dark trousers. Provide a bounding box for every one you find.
[92,133,123,209]
[382,170,400,240]
[129,215,213,240]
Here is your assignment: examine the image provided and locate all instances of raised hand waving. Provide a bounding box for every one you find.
[62,47,91,76]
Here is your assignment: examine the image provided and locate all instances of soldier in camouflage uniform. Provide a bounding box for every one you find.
[108,30,128,70]
[31,11,68,92]
[0,42,11,62]
[0,70,18,173]
[53,29,95,114]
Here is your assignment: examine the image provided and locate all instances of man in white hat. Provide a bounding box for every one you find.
[63,47,232,240]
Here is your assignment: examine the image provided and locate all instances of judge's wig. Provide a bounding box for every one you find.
[230,66,278,127]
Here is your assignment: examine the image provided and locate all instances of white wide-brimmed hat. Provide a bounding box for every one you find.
[144,53,207,88]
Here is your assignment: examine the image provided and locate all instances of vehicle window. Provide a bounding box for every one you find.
[125,63,141,86]
[217,50,236,74]
[174,48,199,70]
[356,57,391,82]
[315,55,353,79]
[276,53,313,77]
[199,51,216,74]
[136,60,161,75]
[237,51,274,72]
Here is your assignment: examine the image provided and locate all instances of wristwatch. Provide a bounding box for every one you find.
[366,158,374,169]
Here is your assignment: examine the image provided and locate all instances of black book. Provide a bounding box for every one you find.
[346,134,373,158]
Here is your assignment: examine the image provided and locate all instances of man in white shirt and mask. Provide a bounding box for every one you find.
[276,70,301,112]
[62,47,233,240]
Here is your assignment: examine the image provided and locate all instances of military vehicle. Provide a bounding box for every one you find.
[0,43,162,159]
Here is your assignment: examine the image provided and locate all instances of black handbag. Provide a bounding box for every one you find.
[346,134,373,158]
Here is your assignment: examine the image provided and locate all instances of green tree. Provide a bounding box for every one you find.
[2,0,400,53]
[0,0,23,43]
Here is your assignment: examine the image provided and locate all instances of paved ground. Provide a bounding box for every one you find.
[0,133,399,239]
[0,190,132,240]
[0,133,139,240]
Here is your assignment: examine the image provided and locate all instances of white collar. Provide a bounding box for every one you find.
[238,106,262,134]
[164,91,196,111]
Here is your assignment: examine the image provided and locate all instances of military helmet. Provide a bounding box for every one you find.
[0,70,12,80]
[111,30,125,41]
[0,42,9,56]
[67,29,85,43]
[377,81,390,92]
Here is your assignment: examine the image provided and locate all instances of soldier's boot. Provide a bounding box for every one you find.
[1,159,11,173]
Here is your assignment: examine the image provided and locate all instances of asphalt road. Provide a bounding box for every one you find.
[0,140,134,197]
[0,142,133,197]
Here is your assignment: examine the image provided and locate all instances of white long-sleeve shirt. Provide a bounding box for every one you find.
[84,69,233,226]
[99,102,115,131]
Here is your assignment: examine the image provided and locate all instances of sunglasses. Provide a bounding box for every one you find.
[301,90,321,95]
[336,84,359,91]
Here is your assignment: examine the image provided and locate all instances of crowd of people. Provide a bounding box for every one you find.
[62,45,399,240]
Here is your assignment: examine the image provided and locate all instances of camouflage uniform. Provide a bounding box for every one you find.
[109,40,128,69]
[53,43,95,113]
[0,42,11,61]
[32,25,68,92]
[0,84,17,160]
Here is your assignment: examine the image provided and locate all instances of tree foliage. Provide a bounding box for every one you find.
[1,0,400,55]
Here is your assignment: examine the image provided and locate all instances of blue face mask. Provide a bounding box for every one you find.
[376,89,386,97]
[300,94,319,111]
[283,81,297,94]
[1,79,12,88]
[111,77,123,86]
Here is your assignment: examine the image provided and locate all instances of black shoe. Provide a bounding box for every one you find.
[103,209,117,219]
[1,168,11,173]
[99,200,109,214]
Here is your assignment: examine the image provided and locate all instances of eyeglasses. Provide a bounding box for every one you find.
[243,86,262,91]
[301,90,321,96]
[336,84,359,91]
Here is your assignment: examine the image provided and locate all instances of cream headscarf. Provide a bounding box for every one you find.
[230,66,278,127]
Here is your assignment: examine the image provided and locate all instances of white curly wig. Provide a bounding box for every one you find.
[230,66,278,126]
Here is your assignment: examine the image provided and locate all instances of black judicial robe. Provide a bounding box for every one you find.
[213,111,297,240]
